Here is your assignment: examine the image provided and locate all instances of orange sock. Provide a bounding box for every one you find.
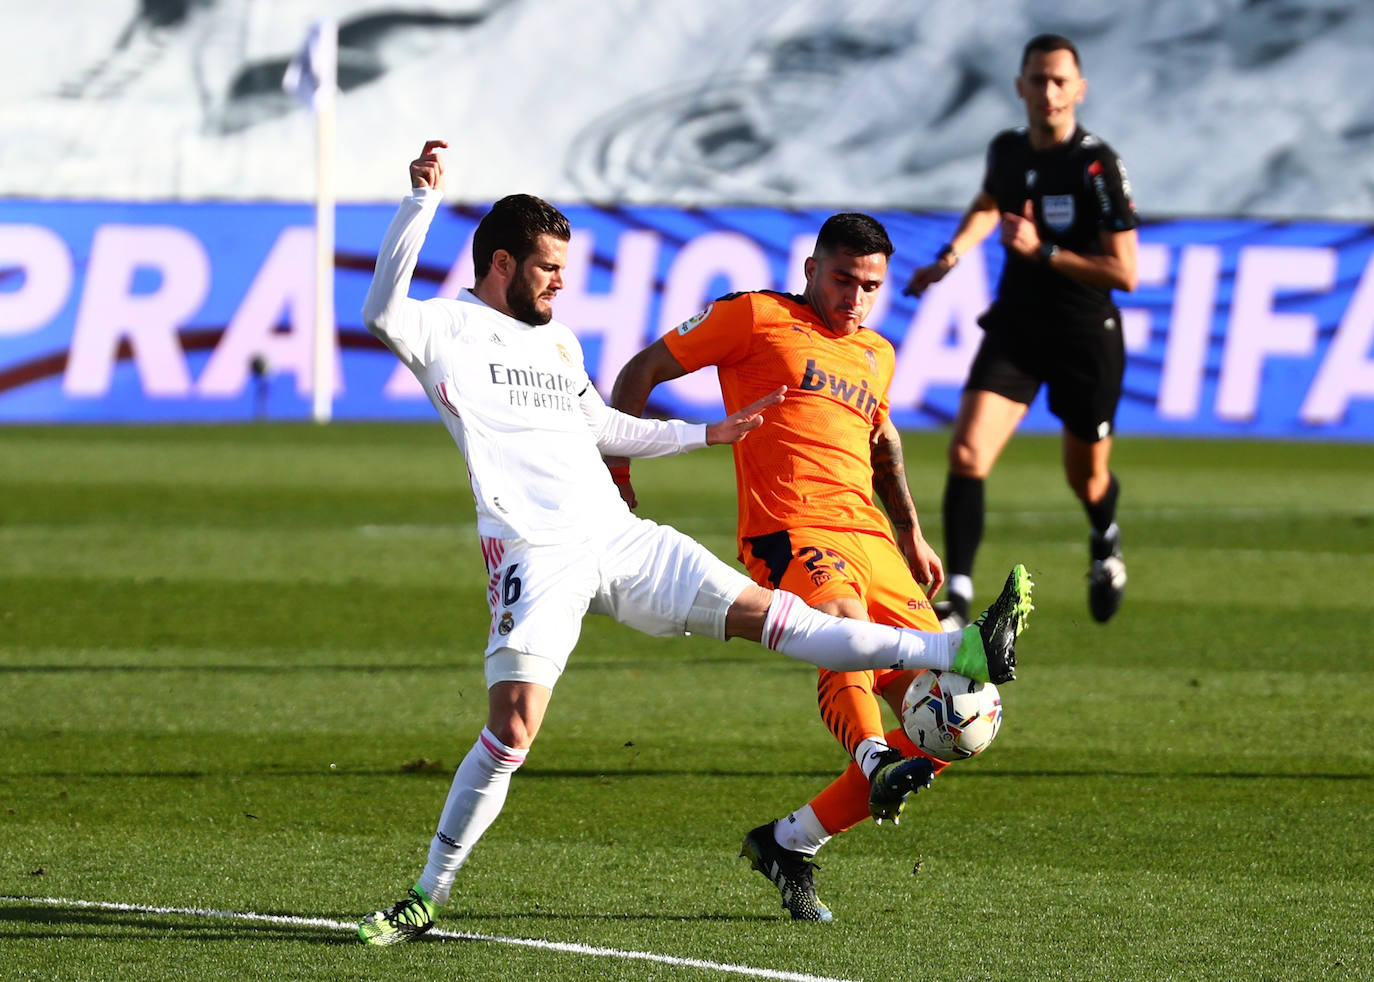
[816,669,884,757]
[808,727,948,835]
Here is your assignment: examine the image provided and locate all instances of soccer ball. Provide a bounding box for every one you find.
[900,670,1002,761]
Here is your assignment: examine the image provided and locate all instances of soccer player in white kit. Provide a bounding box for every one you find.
[356,141,1034,944]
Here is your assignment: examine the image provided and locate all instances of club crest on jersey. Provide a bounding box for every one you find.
[1042,194,1074,230]
[498,611,515,636]
[798,359,879,419]
[864,349,878,373]
[675,304,713,335]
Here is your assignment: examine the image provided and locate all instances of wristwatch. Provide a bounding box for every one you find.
[1037,242,1060,263]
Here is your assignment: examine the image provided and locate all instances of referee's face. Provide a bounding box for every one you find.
[1016,48,1084,136]
[803,249,887,336]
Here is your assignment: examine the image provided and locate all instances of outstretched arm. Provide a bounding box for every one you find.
[603,338,694,507]
[904,190,1000,297]
[609,338,689,423]
[601,337,784,507]
[586,385,785,456]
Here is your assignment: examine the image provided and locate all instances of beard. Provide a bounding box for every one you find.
[505,272,553,326]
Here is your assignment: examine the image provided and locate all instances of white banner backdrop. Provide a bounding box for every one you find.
[2,0,1374,217]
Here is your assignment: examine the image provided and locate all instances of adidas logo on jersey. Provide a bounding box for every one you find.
[798,359,879,419]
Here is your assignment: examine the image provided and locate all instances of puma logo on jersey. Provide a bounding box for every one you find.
[798,358,879,419]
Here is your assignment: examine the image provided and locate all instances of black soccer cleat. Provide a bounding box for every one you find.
[957,564,1034,684]
[1088,527,1126,623]
[739,822,834,922]
[867,749,935,825]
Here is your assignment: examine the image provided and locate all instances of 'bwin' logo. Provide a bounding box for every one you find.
[798,359,879,419]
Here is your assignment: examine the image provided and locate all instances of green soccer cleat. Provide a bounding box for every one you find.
[358,885,437,945]
[867,749,935,825]
[952,564,1034,684]
[739,822,834,922]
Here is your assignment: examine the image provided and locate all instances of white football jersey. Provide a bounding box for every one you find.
[363,189,704,545]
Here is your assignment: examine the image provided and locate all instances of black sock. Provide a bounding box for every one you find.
[943,474,984,608]
[1085,474,1120,556]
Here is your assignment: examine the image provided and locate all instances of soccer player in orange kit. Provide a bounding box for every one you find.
[609,212,1032,920]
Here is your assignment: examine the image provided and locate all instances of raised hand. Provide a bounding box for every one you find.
[410,139,449,189]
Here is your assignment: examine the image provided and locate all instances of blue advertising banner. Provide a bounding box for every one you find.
[1,199,1372,438]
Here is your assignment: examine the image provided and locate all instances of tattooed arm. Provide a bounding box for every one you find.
[871,417,945,598]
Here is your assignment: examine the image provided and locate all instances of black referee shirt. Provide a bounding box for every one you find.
[982,125,1138,322]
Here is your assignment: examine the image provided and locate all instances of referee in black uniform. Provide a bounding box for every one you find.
[905,33,1139,625]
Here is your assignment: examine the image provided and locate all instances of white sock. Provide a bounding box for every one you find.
[947,574,973,606]
[417,727,528,905]
[855,737,893,779]
[762,590,958,672]
[774,805,832,857]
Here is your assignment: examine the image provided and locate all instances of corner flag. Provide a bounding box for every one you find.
[283,19,339,423]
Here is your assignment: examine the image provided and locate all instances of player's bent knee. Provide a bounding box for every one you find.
[720,583,774,643]
[688,566,754,641]
[486,715,535,750]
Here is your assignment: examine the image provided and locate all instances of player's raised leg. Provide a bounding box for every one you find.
[954,564,1035,683]
[725,570,1033,684]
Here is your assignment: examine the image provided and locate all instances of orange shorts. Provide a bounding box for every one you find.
[743,526,941,693]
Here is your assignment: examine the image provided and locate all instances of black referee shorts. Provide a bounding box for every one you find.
[966,305,1125,443]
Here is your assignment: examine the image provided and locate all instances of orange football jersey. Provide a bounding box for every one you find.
[663,290,896,544]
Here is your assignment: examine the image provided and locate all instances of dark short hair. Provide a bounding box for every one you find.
[1021,33,1080,71]
[472,194,571,279]
[814,212,893,259]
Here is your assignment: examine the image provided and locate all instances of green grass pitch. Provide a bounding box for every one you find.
[0,423,1370,981]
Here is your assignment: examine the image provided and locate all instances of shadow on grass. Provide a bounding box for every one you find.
[0,902,776,947]
[0,664,435,675]
[439,909,776,924]
[0,906,351,945]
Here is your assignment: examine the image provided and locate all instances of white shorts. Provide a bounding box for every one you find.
[479,517,751,689]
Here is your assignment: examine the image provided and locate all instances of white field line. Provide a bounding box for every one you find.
[1034,541,1369,561]
[356,523,475,537]
[0,895,859,982]
[997,505,1372,522]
